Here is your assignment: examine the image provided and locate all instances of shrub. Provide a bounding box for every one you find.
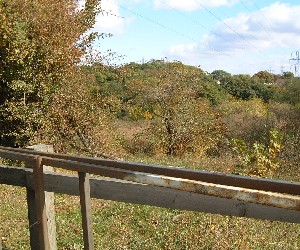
[219,98,274,145]
[231,128,282,177]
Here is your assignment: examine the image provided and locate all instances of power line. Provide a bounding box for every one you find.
[193,0,268,59]
[156,0,238,45]
[115,3,236,59]
[240,0,287,51]
[250,0,292,52]
[201,0,286,63]
[238,0,252,13]
[106,2,267,72]
[157,0,268,68]
[155,0,267,65]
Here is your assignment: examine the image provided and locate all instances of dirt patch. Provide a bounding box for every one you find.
[115,120,151,140]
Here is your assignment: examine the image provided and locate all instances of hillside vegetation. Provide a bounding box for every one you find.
[0,1,299,249]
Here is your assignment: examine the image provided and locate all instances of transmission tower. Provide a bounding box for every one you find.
[289,50,300,77]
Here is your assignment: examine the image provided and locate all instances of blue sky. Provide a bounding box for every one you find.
[90,0,300,75]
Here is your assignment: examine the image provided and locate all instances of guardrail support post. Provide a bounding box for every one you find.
[26,144,57,250]
[79,172,94,249]
[33,156,50,250]
[26,184,40,249]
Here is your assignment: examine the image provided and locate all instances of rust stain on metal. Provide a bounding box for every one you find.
[123,173,300,211]
[1,145,300,196]
[1,146,300,212]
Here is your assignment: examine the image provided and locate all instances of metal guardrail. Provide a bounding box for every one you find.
[0,146,299,249]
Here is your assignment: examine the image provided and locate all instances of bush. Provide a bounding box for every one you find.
[219,98,273,145]
[231,128,282,177]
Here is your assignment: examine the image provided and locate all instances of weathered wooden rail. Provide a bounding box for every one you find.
[0,145,299,249]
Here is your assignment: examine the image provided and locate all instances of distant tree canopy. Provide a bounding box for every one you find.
[92,61,299,119]
[252,71,275,84]
[210,69,231,83]
[279,78,300,108]
[94,60,222,119]
[282,71,294,79]
[214,73,274,102]
[0,0,101,147]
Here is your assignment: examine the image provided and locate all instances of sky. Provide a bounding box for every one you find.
[89,0,300,75]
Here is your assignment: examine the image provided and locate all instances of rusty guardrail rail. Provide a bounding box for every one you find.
[0,145,300,249]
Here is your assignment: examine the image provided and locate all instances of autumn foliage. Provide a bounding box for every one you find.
[0,1,300,179]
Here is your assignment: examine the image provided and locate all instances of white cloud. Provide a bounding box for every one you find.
[92,0,134,34]
[211,2,300,52]
[166,2,300,74]
[153,0,238,12]
[168,43,200,58]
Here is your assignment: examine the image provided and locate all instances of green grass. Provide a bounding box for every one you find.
[1,184,299,249]
[0,185,30,249]
[1,155,299,249]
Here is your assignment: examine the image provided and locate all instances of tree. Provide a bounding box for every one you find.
[0,0,101,147]
[220,74,274,102]
[221,74,256,100]
[37,67,120,157]
[252,71,275,84]
[210,70,232,83]
[197,77,228,106]
[282,78,300,107]
[282,71,294,79]
[122,61,224,156]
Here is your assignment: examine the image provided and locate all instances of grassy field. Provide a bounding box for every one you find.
[1,155,299,249]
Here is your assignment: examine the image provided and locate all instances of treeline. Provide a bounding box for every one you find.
[94,60,300,119]
[1,2,300,249]
[1,1,300,178]
[87,61,300,177]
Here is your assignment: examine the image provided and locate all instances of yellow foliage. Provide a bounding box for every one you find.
[144,111,153,120]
